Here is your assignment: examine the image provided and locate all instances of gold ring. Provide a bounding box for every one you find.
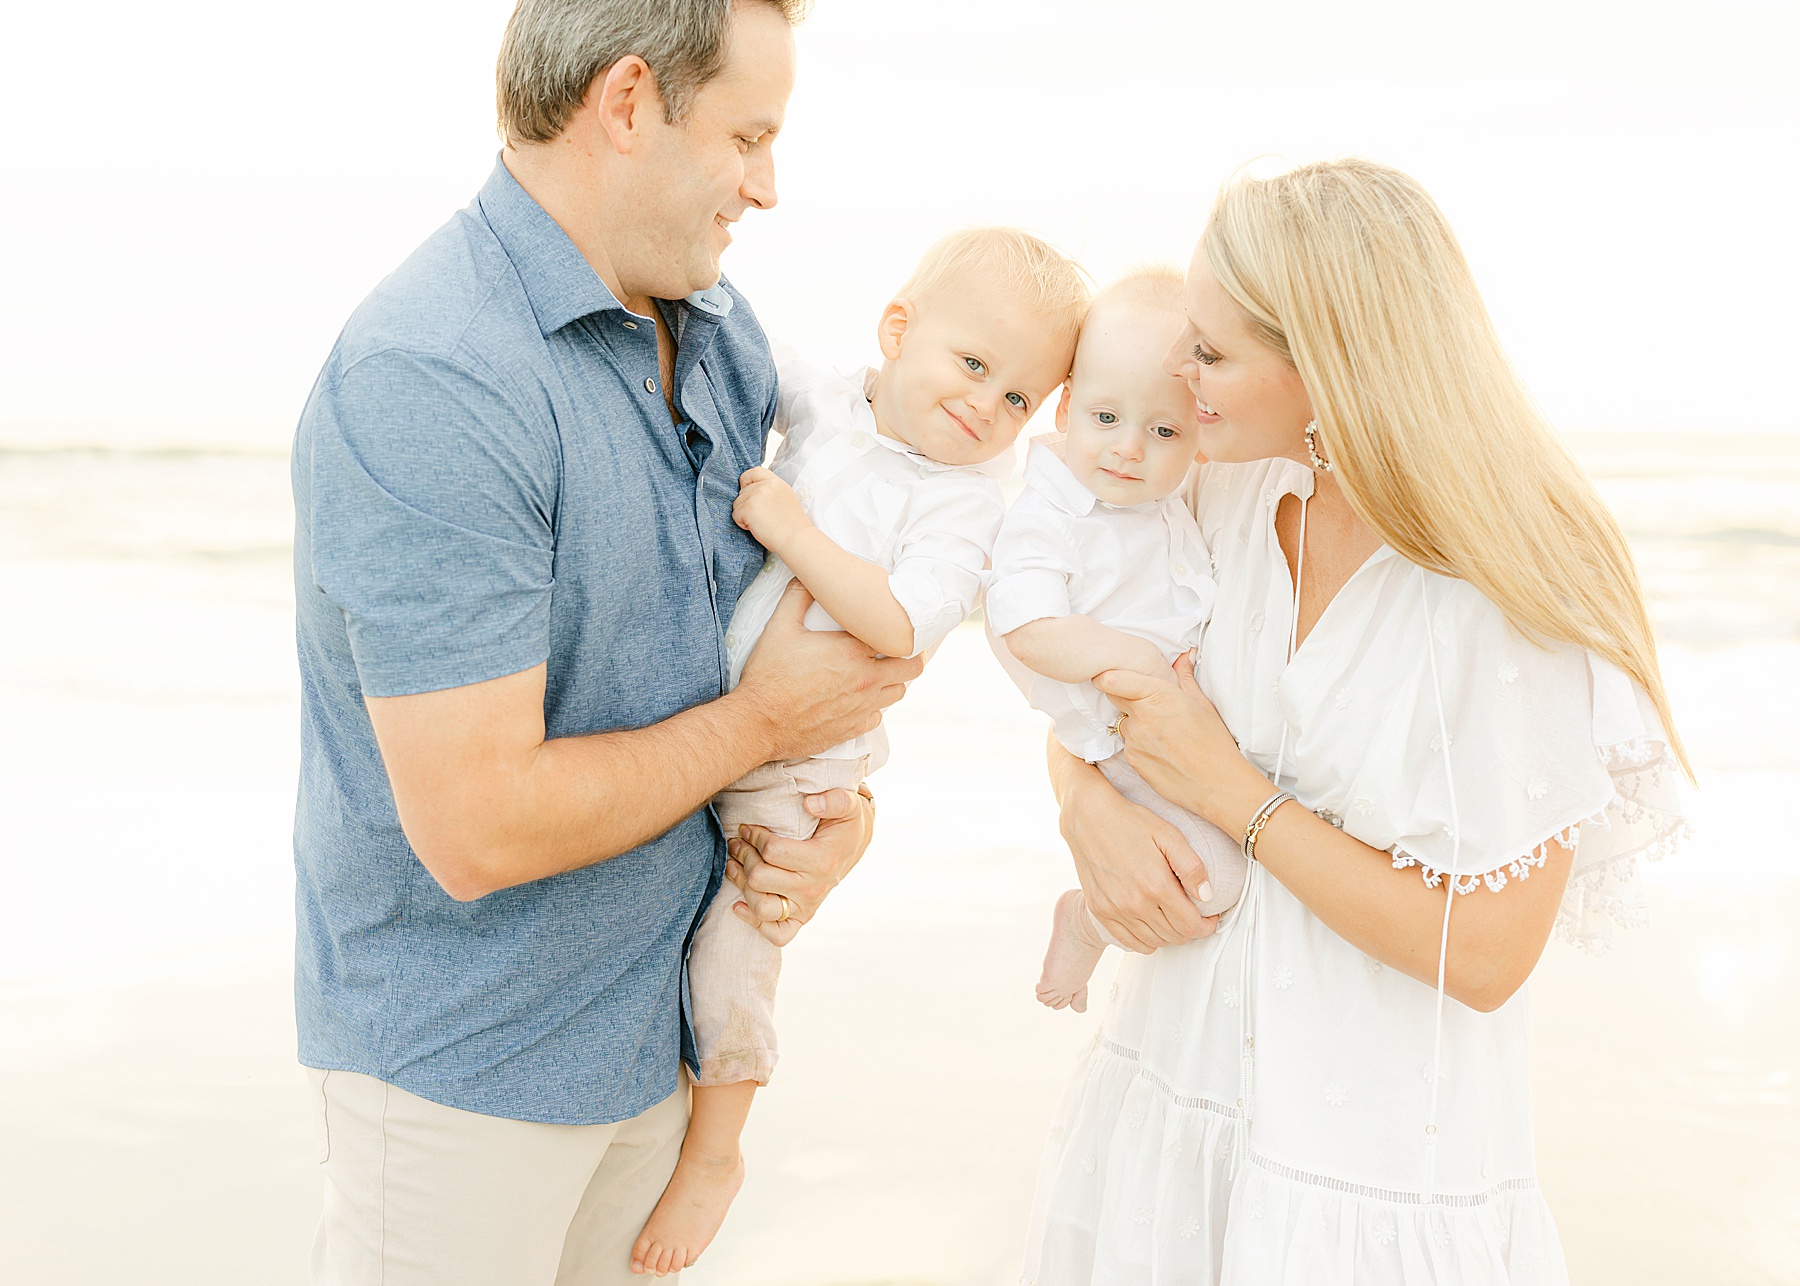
[776,894,793,923]
[1107,712,1128,737]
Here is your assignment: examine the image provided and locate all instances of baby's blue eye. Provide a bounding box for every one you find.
[963,355,986,374]
[1005,392,1028,410]
[1095,411,1118,425]
[1153,425,1177,439]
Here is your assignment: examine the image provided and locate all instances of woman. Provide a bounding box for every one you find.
[1022,159,1690,1283]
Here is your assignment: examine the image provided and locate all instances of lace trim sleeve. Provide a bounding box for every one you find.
[1335,737,1689,954]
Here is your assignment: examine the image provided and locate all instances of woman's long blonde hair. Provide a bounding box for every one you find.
[1205,158,1691,777]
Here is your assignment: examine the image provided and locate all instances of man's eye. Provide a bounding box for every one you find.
[963,356,986,374]
[1095,411,1118,425]
[1005,392,1028,410]
[1153,425,1177,439]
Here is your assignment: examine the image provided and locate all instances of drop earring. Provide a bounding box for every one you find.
[1304,419,1332,472]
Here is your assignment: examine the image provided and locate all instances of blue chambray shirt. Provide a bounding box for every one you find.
[290,159,772,1124]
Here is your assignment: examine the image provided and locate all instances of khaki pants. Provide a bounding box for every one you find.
[692,754,868,1086]
[308,1068,689,1285]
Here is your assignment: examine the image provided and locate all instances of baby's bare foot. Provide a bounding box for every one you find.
[1037,889,1109,1013]
[631,1150,745,1277]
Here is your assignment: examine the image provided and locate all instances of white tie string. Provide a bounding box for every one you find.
[1419,570,1463,1201]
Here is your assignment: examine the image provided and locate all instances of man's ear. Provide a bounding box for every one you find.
[592,55,661,154]
[1054,384,1072,433]
[876,299,913,360]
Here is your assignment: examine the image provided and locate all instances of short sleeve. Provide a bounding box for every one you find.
[304,349,558,698]
[1336,575,1689,952]
[887,478,1005,656]
[986,500,1081,637]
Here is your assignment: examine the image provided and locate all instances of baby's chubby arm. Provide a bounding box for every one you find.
[733,467,917,658]
[1004,615,1169,685]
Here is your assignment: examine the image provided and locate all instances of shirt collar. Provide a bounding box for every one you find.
[477,157,737,336]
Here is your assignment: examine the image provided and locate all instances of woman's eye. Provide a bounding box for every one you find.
[1192,345,1220,366]
[1095,411,1118,425]
[1005,392,1028,410]
[963,355,986,374]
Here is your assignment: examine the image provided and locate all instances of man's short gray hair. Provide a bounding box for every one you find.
[497,0,809,145]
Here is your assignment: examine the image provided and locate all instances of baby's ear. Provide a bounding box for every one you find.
[876,299,913,360]
[1054,384,1072,433]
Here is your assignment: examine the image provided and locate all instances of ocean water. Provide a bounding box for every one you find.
[0,433,1795,1283]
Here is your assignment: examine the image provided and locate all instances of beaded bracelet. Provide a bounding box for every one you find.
[1241,789,1296,862]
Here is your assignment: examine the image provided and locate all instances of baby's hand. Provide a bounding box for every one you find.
[734,467,811,550]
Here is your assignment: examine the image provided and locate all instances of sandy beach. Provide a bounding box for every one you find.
[1,438,1796,1284]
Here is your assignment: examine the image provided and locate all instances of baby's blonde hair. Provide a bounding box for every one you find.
[901,227,1091,356]
[1204,157,1690,776]
[1093,265,1185,314]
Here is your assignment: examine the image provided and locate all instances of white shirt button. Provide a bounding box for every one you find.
[644,377,658,394]
[849,431,872,449]
[1175,563,1188,576]
[725,632,738,648]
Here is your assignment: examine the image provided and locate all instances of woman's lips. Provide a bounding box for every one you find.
[1194,397,1222,423]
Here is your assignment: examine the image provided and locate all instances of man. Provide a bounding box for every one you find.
[289,1,916,1280]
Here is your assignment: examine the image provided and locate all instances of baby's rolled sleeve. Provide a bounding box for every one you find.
[986,502,1080,637]
[887,480,1005,656]
[305,350,559,698]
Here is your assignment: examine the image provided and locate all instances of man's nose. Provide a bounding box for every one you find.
[743,149,778,211]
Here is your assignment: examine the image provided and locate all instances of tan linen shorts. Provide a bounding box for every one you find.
[690,753,868,1086]
[307,1067,688,1285]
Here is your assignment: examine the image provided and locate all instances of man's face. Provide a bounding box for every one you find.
[634,3,797,298]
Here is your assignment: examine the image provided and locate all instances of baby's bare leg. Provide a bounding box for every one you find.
[1037,888,1116,1013]
[631,1081,754,1278]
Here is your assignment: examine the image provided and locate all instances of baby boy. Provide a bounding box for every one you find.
[986,269,1248,1015]
[632,228,1089,1277]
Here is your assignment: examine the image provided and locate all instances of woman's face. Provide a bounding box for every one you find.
[1164,242,1314,465]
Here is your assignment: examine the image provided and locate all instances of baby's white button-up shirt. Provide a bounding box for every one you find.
[723,351,1007,767]
[987,438,1217,762]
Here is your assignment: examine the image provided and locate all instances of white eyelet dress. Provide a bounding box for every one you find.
[1022,458,1689,1285]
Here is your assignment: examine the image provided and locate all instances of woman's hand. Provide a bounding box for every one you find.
[724,785,875,946]
[1053,741,1219,952]
[1096,651,1271,834]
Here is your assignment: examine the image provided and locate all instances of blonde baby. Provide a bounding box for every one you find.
[987,270,1248,1014]
[632,229,1088,1276]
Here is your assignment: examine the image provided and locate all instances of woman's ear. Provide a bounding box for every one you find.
[1055,384,1072,433]
[876,299,913,360]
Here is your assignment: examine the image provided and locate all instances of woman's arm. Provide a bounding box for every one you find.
[1048,735,1219,952]
[734,467,915,657]
[1098,660,1572,1011]
[1006,616,1170,684]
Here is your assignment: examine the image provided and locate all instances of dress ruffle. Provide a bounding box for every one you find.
[1026,1038,1569,1286]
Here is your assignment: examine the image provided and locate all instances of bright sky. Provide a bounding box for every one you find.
[1,0,1795,447]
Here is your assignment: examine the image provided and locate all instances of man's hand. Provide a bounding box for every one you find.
[733,466,811,552]
[724,786,875,945]
[735,582,922,762]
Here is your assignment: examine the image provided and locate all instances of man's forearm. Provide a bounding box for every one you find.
[379,671,780,902]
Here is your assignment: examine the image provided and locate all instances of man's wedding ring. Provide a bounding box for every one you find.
[776,894,793,923]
